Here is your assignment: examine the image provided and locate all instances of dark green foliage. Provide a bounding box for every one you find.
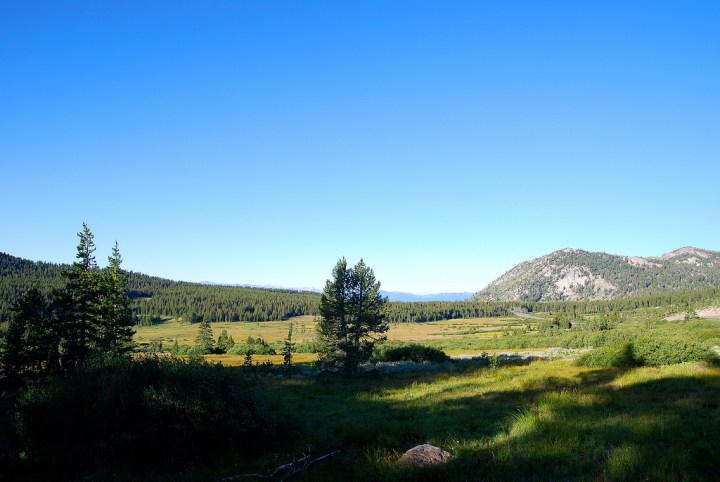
[371,343,450,363]
[54,223,104,370]
[0,289,59,386]
[0,252,321,324]
[0,225,139,388]
[193,320,214,354]
[227,336,276,355]
[632,334,717,367]
[281,324,294,376]
[15,355,278,478]
[384,301,511,322]
[5,250,720,325]
[215,329,234,353]
[318,258,389,376]
[576,343,637,368]
[97,241,134,354]
[576,335,718,368]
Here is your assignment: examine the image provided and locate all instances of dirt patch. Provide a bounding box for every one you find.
[664,306,720,321]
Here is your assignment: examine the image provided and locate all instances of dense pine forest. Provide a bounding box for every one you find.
[0,252,321,324]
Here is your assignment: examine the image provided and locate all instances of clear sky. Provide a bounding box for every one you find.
[1,1,719,294]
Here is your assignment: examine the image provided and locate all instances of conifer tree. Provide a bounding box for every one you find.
[99,241,134,354]
[281,323,294,376]
[318,258,388,376]
[0,288,63,386]
[56,223,104,369]
[216,329,231,353]
[318,258,349,373]
[194,320,214,354]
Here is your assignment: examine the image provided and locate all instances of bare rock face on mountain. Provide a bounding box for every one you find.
[398,444,452,467]
[473,247,720,302]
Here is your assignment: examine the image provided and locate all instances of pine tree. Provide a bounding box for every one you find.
[318,258,349,373]
[0,289,60,385]
[281,323,295,376]
[194,320,214,354]
[318,258,388,376]
[243,349,254,368]
[98,241,134,354]
[56,223,104,369]
[216,329,231,353]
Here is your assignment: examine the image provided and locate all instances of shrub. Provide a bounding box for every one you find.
[576,336,718,368]
[632,334,716,367]
[371,343,450,363]
[576,343,637,368]
[16,355,279,477]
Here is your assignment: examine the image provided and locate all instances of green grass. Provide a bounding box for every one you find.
[255,360,720,481]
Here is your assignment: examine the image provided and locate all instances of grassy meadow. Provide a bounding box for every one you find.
[249,359,720,481]
[128,308,720,479]
[134,314,549,362]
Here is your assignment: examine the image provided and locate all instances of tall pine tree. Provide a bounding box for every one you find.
[318,258,388,376]
[56,223,104,370]
[98,241,135,354]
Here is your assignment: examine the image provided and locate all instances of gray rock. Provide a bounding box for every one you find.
[398,444,451,467]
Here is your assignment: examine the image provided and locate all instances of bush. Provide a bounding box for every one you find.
[371,343,450,363]
[16,355,280,477]
[576,343,637,368]
[632,334,716,367]
[576,336,718,368]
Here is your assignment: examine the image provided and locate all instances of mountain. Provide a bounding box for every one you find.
[200,281,322,293]
[473,247,720,302]
[380,291,472,302]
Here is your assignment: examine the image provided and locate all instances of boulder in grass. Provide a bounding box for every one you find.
[398,444,451,467]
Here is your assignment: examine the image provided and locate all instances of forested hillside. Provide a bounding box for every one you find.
[0,252,321,324]
[474,247,720,302]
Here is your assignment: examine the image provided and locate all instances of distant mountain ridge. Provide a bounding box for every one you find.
[380,291,472,302]
[198,284,471,302]
[473,247,720,302]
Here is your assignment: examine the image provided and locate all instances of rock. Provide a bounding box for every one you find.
[398,444,451,467]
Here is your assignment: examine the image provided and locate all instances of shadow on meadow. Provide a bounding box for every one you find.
[266,363,720,481]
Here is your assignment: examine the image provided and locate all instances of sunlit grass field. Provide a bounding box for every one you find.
[134,315,540,364]
[249,360,720,481]
[130,308,719,480]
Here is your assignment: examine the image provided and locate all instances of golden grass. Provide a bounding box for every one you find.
[134,316,524,346]
[133,316,543,364]
[203,353,318,366]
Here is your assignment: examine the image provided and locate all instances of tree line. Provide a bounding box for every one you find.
[3,251,719,329]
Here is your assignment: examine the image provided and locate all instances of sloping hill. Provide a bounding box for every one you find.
[473,247,720,302]
[0,252,321,323]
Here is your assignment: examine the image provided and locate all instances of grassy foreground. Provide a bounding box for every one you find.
[243,360,720,481]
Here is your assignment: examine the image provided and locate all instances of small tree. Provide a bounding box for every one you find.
[243,349,254,368]
[216,329,231,353]
[318,258,388,377]
[98,241,135,354]
[56,223,104,370]
[281,323,295,376]
[194,320,214,354]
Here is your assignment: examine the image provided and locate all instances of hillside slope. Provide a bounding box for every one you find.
[473,247,720,302]
[0,252,321,323]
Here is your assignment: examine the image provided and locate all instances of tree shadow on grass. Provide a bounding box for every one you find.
[266,363,720,481]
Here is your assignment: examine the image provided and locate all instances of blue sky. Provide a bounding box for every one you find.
[1,1,719,293]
